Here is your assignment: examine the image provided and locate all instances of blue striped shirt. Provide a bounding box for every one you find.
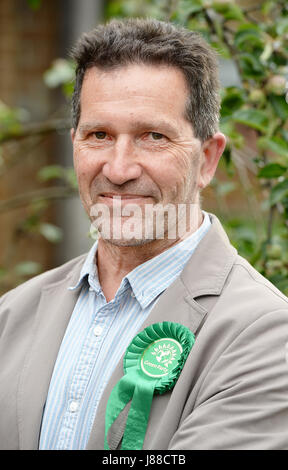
[39,212,211,450]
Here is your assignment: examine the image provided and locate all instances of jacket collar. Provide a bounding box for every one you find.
[181,213,237,298]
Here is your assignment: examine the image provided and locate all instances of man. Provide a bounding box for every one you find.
[1,18,288,450]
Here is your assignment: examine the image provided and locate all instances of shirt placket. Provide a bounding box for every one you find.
[57,292,114,449]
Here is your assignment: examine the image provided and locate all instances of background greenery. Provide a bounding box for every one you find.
[1,0,288,294]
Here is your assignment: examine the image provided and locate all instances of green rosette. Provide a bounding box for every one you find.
[104,321,195,450]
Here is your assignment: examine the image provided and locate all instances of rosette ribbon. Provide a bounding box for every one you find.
[104,321,195,450]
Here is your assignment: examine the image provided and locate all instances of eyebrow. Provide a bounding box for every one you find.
[78,119,179,137]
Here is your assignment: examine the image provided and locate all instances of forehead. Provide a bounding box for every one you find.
[79,63,190,125]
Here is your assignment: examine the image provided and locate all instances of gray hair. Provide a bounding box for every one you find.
[70,18,220,142]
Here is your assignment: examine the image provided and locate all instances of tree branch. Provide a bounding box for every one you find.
[0,186,77,213]
[0,118,71,144]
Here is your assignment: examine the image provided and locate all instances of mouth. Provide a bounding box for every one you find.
[98,193,150,204]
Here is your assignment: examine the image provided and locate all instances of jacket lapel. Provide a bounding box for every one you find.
[86,277,208,450]
[17,262,84,450]
[86,214,238,449]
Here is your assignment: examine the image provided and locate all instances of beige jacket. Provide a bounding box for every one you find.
[1,214,288,450]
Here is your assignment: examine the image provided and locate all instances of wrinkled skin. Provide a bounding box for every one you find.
[72,64,225,248]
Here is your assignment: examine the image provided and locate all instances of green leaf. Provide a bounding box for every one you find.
[0,101,24,139]
[234,27,264,51]
[268,95,288,121]
[257,136,288,158]
[270,179,288,205]
[232,108,269,132]
[62,80,75,98]
[238,53,266,79]
[14,261,42,276]
[220,86,246,117]
[261,0,275,16]
[39,223,63,243]
[104,0,124,18]
[212,2,244,21]
[37,165,64,181]
[27,0,42,10]
[258,163,287,178]
[211,41,230,59]
[177,0,203,17]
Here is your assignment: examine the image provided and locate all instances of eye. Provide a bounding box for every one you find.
[93,131,107,139]
[151,132,164,140]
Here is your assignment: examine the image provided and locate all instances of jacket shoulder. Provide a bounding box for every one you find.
[231,254,288,308]
[0,253,87,307]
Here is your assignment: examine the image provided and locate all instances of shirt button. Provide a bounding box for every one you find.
[130,291,135,297]
[69,400,79,413]
[93,325,103,336]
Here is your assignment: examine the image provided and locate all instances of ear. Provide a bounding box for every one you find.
[70,128,75,143]
[198,132,226,189]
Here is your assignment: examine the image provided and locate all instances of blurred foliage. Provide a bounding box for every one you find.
[26,0,42,10]
[103,0,288,294]
[43,59,76,97]
[1,0,288,294]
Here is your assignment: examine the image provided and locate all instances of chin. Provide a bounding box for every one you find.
[100,235,153,248]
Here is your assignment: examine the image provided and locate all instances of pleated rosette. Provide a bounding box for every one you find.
[104,321,195,450]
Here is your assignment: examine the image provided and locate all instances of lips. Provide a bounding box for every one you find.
[100,193,146,199]
[99,193,150,203]
[97,194,153,210]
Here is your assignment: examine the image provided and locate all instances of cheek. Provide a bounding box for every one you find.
[153,145,200,190]
[74,145,102,185]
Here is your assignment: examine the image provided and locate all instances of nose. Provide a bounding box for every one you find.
[102,136,142,185]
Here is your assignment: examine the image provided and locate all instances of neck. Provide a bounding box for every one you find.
[96,209,204,301]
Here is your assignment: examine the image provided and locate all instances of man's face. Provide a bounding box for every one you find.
[72,64,223,245]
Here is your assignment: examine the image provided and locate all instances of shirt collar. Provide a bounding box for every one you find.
[126,211,211,308]
[69,211,211,307]
[68,240,101,293]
